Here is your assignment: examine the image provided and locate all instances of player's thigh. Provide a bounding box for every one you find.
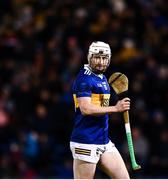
[73,159,96,179]
[98,151,130,179]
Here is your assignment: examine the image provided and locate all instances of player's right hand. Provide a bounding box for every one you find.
[115,98,130,112]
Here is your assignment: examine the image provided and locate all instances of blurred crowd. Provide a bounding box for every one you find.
[0,0,167,178]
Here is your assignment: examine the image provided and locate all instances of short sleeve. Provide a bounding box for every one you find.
[75,77,92,97]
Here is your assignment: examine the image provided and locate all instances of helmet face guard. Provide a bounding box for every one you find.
[88,41,111,74]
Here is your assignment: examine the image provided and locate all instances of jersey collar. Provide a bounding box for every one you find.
[84,64,103,79]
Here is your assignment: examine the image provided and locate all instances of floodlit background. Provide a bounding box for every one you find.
[0,0,167,178]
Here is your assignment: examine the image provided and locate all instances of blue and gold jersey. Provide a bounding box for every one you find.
[71,65,111,144]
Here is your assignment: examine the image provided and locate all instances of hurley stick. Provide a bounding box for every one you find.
[108,72,141,170]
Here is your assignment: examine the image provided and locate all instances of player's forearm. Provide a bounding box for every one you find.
[80,104,118,116]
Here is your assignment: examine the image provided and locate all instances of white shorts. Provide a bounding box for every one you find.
[70,140,118,164]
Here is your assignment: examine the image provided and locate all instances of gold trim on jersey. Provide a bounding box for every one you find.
[73,94,110,108]
[73,94,79,108]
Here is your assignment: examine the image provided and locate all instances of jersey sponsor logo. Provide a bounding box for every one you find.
[91,94,110,107]
[75,148,91,156]
[73,94,110,108]
[101,94,110,107]
[101,99,109,107]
